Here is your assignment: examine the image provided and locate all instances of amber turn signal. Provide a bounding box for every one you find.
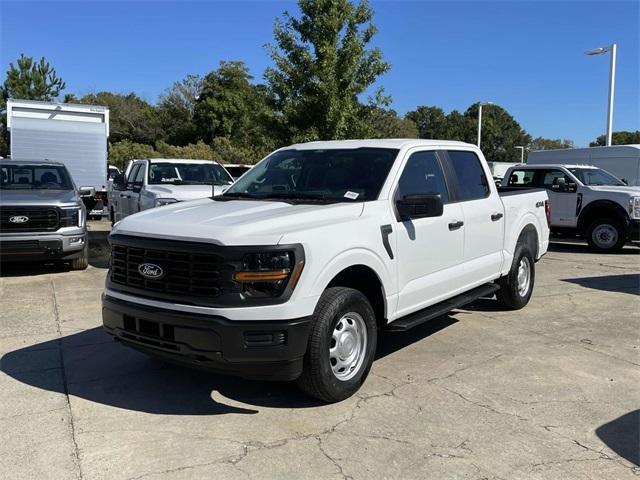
[233,270,290,282]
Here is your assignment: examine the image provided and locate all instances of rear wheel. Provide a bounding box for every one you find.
[586,218,625,252]
[496,243,535,310]
[297,287,377,403]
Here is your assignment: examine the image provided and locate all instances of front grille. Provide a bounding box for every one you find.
[0,207,59,232]
[111,244,236,300]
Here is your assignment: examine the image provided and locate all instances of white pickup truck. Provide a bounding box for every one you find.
[503,164,640,251]
[109,158,234,224]
[102,140,550,402]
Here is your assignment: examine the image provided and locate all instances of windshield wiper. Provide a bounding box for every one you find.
[263,192,335,203]
[214,192,260,201]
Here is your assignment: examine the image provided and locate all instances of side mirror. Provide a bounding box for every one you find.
[551,177,566,190]
[113,173,126,190]
[396,193,444,220]
[78,186,95,197]
[567,182,577,193]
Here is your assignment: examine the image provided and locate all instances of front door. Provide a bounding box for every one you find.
[395,150,465,317]
[537,169,578,227]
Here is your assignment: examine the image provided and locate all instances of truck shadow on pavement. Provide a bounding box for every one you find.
[0,261,72,277]
[596,410,640,466]
[1,316,458,414]
[562,273,640,296]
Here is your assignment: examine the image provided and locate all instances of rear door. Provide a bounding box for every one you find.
[395,149,465,316]
[442,150,504,286]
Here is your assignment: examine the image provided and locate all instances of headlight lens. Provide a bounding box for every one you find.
[155,198,178,207]
[630,197,640,219]
[233,251,304,298]
[59,207,82,227]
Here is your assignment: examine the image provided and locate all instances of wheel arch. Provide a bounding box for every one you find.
[517,223,539,259]
[577,200,629,233]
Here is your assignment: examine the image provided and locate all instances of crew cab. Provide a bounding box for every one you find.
[109,158,233,224]
[102,140,550,402]
[0,160,88,269]
[503,164,640,251]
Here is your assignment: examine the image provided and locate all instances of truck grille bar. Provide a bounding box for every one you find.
[0,206,59,232]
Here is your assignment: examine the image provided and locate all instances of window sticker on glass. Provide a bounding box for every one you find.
[344,191,359,200]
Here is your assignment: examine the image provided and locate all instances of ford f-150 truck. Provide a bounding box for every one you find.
[103,140,550,402]
[1,160,88,269]
[503,164,640,251]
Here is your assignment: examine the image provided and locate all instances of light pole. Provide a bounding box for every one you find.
[477,102,492,149]
[515,146,525,163]
[585,43,617,146]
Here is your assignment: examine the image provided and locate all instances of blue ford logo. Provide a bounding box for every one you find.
[138,263,164,279]
[9,216,29,224]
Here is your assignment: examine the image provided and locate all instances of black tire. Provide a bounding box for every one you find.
[586,218,625,252]
[296,287,377,403]
[70,243,89,270]
[496,243,535,310]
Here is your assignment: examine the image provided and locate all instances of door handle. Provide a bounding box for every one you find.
[448,220,464,231]
[491,213,504,221]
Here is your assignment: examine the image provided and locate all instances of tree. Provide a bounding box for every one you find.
[80,92,163,145]
[108,140,156,169]
[157,74,202,146]
[362,107,418,138]
[406,106,449,139]
[529,137,574,151]
[265,0,390,141]
[463,104,531,162]
[194,61,275,158]
[589,131,640,146]
[1,54,66,101]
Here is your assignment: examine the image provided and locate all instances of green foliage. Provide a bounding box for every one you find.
[361,107,418,138]
[529,137,574,151]
[589,131,640,146]
[157,75,202,146]
[80,92,163,145]
[405,106,449,139]
[1,54,66,101]
[155,140,216,160]
[265,0,390,141]
[108,140,156,169]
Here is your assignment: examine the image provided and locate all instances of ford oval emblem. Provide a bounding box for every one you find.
[9,216,29,224]
[138,263,165,280]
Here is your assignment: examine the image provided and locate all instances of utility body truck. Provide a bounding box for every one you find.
[103,140,550,402]
[503,164,640,251]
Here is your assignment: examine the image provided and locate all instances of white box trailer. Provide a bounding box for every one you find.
[6,99,110,216]
[527,145,640,186]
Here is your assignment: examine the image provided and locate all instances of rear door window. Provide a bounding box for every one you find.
[538,169,571,189]
[445,151,490,201]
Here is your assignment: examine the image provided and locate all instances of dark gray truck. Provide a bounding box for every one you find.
[0,160,89,269]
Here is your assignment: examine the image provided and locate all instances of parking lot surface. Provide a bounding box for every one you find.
[1,225,639,480]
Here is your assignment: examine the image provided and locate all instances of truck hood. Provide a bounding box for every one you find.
[0,189,80,207]
[112,198,365,246]
[588,185,640,195]
[145,184,229,202]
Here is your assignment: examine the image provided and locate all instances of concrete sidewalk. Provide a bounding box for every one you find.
[1,237,638,479]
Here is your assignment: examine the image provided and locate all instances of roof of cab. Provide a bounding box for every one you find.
[286,139,476,150]
[0,159,65,166]
[143,158,220,164]
[514,164,600,169]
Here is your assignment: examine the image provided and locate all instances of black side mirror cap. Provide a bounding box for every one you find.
[396,193,444,220]
[113,173,126,190]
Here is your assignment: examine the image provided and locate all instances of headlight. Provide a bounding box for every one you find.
[630,197,640,219]
[154,198,178,207]
[233,251,304,298]
[59,207,83,227]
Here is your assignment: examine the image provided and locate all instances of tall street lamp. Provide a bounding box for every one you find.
[585,43,617,146]
[515,146,525,163]
[477,102,492,149]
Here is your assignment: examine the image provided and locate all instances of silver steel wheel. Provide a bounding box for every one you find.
[329,312,368,381]
[592,223,618,249]
[516,257,531,297]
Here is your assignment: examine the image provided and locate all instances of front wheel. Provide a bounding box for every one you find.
[296,287,377,403]
[496,244,535,310]
[70,243,89,270]
[586,218,625,252]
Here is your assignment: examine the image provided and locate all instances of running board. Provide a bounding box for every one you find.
[386,283,500,332]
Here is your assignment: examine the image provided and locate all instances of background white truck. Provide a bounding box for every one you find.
[527,145,640,186]
[102,139,550,402]
[503,164,640,251]
[6,99,110,218]
[109,158,233,224]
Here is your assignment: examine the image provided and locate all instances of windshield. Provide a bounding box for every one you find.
[0,164,74,190]
[568,168,625,186]
[148,162,233,186]
[222,148,399,203]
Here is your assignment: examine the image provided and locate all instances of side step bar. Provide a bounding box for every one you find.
[386,283,500,332]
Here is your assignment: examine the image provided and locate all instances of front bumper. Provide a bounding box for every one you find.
[628,219,640,242]
[0,230,86,261]
[102,294,312,381]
